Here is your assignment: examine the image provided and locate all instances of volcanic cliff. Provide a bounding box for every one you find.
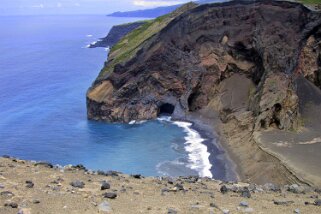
[87,0,321,185]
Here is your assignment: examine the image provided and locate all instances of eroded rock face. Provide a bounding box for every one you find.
[87,0,321,130]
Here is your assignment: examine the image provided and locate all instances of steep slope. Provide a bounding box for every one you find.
[87,0,321,125]
[87,0,321,185]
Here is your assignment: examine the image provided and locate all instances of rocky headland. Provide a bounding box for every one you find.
[1,157,321,213]
[88,21,147,48]
[87,0,321,187]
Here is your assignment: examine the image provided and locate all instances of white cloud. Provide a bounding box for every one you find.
[57,2,62,8]
[133,0,184,7]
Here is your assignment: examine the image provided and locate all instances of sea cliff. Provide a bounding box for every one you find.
[87,0,321,186]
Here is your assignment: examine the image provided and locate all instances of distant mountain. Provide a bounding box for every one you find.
[107,0,227,18]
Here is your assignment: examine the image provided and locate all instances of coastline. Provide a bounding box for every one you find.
[171,114,239,182]
[173,108,307,186]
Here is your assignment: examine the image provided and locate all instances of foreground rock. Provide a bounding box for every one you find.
[0,157,321,213]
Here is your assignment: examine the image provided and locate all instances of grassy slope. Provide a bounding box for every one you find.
[299,0,321,4]
[97,2,197,80]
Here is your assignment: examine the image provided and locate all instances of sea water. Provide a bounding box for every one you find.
[0,15,215,178]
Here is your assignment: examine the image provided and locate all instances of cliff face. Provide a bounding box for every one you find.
[87,0,321,132]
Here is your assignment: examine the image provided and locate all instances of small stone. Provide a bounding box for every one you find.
[101,181,111,190]
[0,183,4,189]
[32,199,40,204]
[0,191,14,198]
[220,185,228,194]
[25,180,34,188]
[34,162,53,168]
[167,208,177,214]
[98,201,112,212]
[174,183,184,191]
[70,180,85,188]
[73,164,87,171]
[4,202,18,208]
[240,201,249,207]
[263,183,280,192]
[288,184,305,194]
[105,170,120,176]
[314,199,321,206]
[167,177,175,184]
[294,208,300,214]
[131,174,142,179]
[315,188,321,194]
[210,202,218,208]
[274,199,294,205]
[103,192,117,199]
[241,188,251,198]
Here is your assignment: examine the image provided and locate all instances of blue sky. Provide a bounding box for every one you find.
[0,0,190,15]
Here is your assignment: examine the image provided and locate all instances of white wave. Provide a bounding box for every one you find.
[136,120,147,124]
[157,116,172,122]
[86,34,93,37]
[104,47,110,52]
[129,120,136,125]
[128,120,147,125]
[173,121,213,178]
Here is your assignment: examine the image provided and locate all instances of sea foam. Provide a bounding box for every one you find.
[173,121,213,178]
[157,116,213,178]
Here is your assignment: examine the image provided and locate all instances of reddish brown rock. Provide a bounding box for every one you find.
[87,0,321,131]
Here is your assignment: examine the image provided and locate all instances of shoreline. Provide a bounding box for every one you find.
[171,114,239,182]
[173,109,308,186]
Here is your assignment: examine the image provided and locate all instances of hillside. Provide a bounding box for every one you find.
[87,0,321,186]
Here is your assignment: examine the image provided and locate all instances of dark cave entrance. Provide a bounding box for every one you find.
[188,92,198,111]
[188,91,204,112]
[158,103,175,116]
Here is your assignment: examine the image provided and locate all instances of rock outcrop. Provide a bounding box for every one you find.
[87,0,321,131]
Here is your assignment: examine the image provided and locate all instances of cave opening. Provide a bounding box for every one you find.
[260,119,266,129]
[188,93,197,111]
[274,103,282,112]
[158,103,175,116]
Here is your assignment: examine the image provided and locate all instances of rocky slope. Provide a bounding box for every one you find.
[1,157,321,214]
[87,1,321,185]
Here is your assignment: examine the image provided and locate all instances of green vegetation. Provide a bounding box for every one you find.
[299,0,321,4]
[97,2,197,79]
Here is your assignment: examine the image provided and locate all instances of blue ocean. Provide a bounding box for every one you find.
[0,15,218,178]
